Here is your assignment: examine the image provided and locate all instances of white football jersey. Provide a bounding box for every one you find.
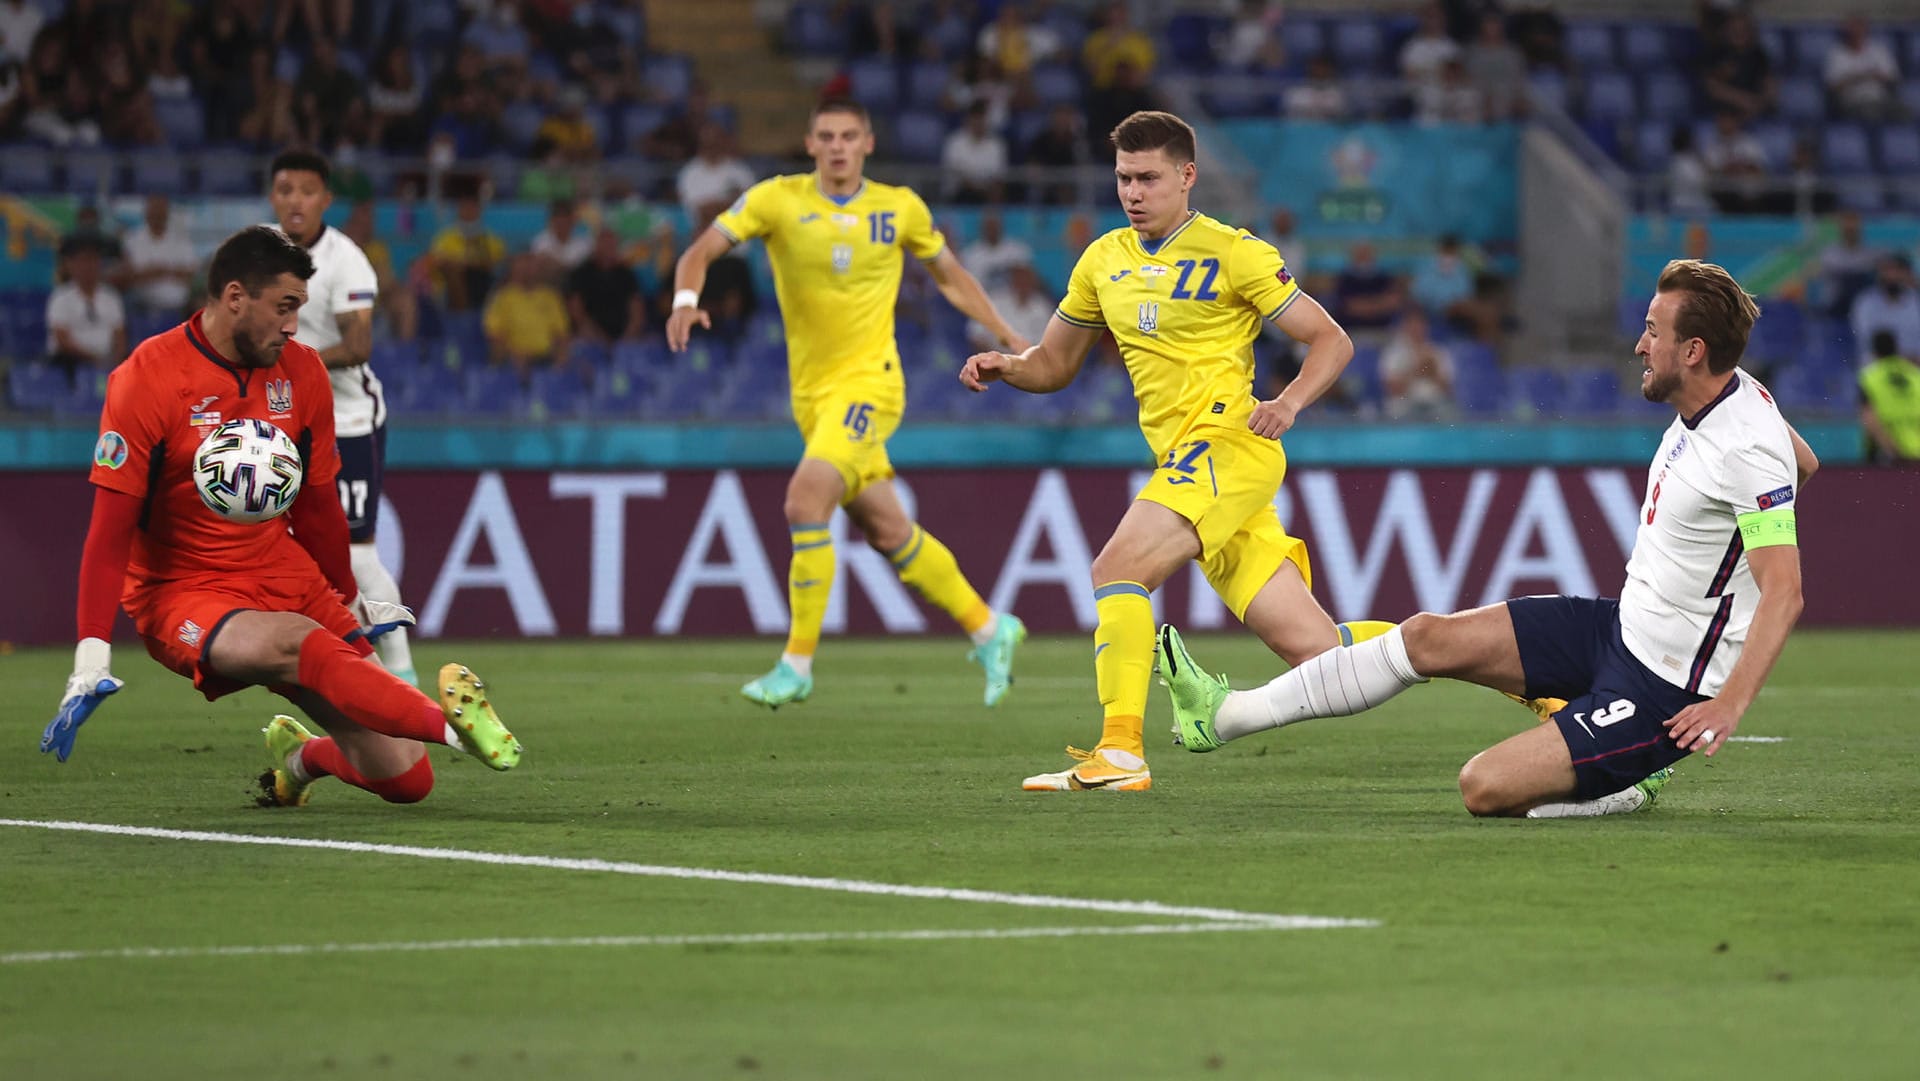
[1619,370,1798,697]
[279,224,383,437]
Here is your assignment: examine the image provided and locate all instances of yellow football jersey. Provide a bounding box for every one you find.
[1056,211,1301,459]
[712,174,945,400]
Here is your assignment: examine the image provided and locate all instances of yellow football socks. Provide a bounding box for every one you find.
[1093,581,1154,758]
[783,522,835,658]
[1339,619,1396,647]
[890,524,994,638]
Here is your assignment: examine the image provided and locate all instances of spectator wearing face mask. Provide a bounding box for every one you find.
[1851,255,1920,364]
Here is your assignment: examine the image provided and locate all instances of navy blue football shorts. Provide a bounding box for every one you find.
[1507,595,1708,800]
[334,424,386,543]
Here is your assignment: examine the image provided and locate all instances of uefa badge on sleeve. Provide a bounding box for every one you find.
[93,431,129,470]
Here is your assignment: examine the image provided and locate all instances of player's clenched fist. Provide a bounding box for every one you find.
[1247,396,1299,440]
[960,351,1016,392]
[665,305,710,352]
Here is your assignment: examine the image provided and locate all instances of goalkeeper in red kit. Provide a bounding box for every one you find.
[44,226,523,806]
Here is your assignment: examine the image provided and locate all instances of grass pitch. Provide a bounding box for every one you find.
[2,631,1917,1080]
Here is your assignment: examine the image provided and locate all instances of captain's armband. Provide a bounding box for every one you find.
[1736,507,1797,548]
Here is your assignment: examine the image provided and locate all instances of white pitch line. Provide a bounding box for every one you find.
[1726,736,1789,743]
[0,819,1375,928]
[0,921,1330,967]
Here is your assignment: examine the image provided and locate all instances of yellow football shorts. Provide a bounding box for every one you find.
[794,382,904,503]
[1135,427,1312,619]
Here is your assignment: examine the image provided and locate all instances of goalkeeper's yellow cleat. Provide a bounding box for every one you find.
[439,664,522,770]
[259,714,316,807]
[1504,692,1569,723]
[1021,746,1153,792]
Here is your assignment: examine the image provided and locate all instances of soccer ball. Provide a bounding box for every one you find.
[192,419,304,524]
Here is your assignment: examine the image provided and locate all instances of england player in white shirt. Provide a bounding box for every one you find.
[1155,260,1820,818]
[268,150,417,685]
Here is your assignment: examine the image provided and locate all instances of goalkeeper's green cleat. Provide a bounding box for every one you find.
[259,714,316,807]
[968,614,1028,707]
[1155,624,1230,753]
[741,660,812,709]
[439,663,522,770]
[1634,767,1675,808]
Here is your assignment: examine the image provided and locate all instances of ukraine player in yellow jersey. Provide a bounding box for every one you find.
[667,99,1032,709]
[963,110,1386,792]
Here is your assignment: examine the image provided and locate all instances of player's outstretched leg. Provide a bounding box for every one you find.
[967,613,1027,707]
[257,706,438,806]
[1524,768,1673,818]
[352,542,416,685]
[438,663,522,770]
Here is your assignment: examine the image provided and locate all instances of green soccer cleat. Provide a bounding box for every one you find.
[1634,767,1675,808]
[259,714,316,807]
[967,614,1028,707]
[1155,624,1231,753]
[741,660,813,709]
[439,663,522,770]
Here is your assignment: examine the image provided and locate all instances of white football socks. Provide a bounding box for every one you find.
[968,613,998,647]
[1525,787,1649,818]
[1213,626,1429,742]
[351,542,413,677]
[780,652,814,679]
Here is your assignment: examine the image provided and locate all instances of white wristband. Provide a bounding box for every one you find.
[672,289,700,311]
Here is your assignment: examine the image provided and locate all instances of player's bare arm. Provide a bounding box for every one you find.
[665,226,733,351]
[1663,542,1803,757]
[926,249,1030,352]
[319,308,372,369]
[1249,292,1353,440]
[1786,422,1820,487]
[961,313,1100,394]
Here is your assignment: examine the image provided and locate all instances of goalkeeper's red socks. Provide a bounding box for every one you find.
[297,629,452,746]
[298,739,436,803]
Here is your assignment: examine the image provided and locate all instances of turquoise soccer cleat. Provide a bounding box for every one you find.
[967,614,1028,707]
[741,660,813,709]
[1155,624,1231,753]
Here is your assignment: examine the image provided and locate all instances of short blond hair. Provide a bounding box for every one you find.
[1655,259,1761,374]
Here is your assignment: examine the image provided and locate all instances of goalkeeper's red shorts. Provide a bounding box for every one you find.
[124,570,370,702]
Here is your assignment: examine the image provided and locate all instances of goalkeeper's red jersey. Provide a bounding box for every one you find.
[87,311,341,588]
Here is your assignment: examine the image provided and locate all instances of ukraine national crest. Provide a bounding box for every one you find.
[1137,302,1159,334]
[266,378,293,415]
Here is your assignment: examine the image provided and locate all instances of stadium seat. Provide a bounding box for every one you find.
[1281,18,1326,64]
[501,101,545,153]
[847,57,898,106]
[1620,24,1671,70]
[891,111,948,164]
[1040,8,1088,55]
[1746,298,1804,363]
[1834,178,1887,213]
[1791,25,1839,75]
[1582,73,1637,123]
[787,3,848,57]
[1565,23,1618,71]
[1330,19,1386,73]
[1878,126,1920,174]
[197,150,257,196]
[644,55,694,102]
[905,61,950,110]
[386,362,463,417]
[129,149,188,195]
[1642,72,1693,118]
[1633,120,1674,170]
[648,369,713,419]
[1760,25,1791,69]
[528,366,591,418]
[153,97,206,148]
[1563,367,1621,415]
[620,104,670,150]
[1030,65,1080,107]
[591,368,647,414]
[1527,70,1570,114]
[1161,13,1217,71]
[1454,364,1505,416]
[0,147,55,192]
[1767,362,1845,411]
[1343,345,1382,408]
[1901,79,1920,117]
[1506,368,1565,416]
[1749,121,1795,171]
[465,365,525,416]
[64,149,118,196]
[371,340,424,375]
[1820,124,1875,175]
[1776,76,1826,123]
[612,339,669,374]
[7,362,69,412]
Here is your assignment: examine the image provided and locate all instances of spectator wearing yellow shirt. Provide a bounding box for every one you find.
[484,253,571,376]
[429,192,506,312]
[1082,3,1156,89]
[535,86,600,165]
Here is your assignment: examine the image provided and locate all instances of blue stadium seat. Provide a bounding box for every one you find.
[1330,19,1386,73]
[1343,345,1382,407]
[8,362,69,411]
[1901,79,1920,117]
[1162,13,1218,70]
[528,366,590,418]
[1565,23,1618,71]
[905,60,951,110]
[612,339,669,374]
[1834,178,1886,213]
[386,362,463,417]
[64,149,118,196]
[1040,7,1088,55]
[1746,298,1804,362]
[1620,24,1671,70]
[500,101,545,152]
[465,365,525,416]
[1767,362,1845,411]
[620,104,670,150]
[129,149,188,195]
[371,340,424,375]
[1582,72,1637,123]
[1030,65,1080,107]
[153,97,205,148]
[0,147,56,192]
[1642,71,1693,118]
[1563,367,1621,415]
[1749,121,1795,171]
[1821,123,1874,175]
[1878,126,1920,173]
[126,310,179,345]
[644,55,694,102]
[1791,25,1839,75]
[198,150,257,196]
[648,369,713,419]
[1633,120,1674,169]
[1281,18,1325,63]
[1455,364,1505,416]
[1527,70,1569,114]
[891,110,947,164]
[1776,76,1826,123]
[847,57,897,106]
[591,368,647,414]
[787,3,848,57]
[1506,368,1565,415]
